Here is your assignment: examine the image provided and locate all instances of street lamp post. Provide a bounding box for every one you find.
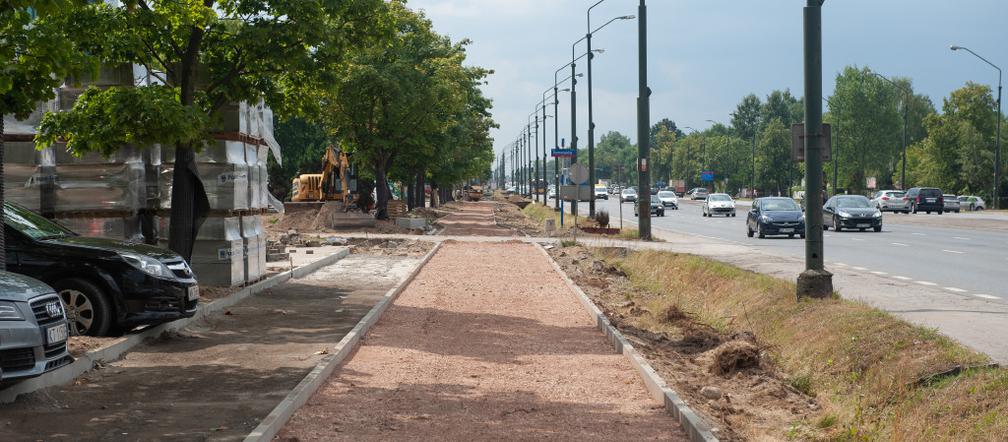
[869,70,910,190]
[683,126,697,190]
[546,80,574,210]
[797,0,832,299]
[636,0,651,240]
[951,45,1002,209]
[554,57,591,212]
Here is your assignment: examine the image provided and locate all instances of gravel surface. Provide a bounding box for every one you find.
[436,202,515,236]
[279,241,685,441]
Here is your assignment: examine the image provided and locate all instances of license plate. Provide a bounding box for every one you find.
[47,323,68,345]
[779,228,794,233]
[187,286,200,301]
[857,223,870,228]
[926,198,936,203]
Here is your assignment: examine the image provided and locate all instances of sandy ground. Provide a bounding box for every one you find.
[279,240,685,441]
[436,202,516,236]
[0,253,419,441]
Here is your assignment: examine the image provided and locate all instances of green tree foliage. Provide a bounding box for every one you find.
[269,117,331,200]
[594,131,636,185]
[755,118,797,195]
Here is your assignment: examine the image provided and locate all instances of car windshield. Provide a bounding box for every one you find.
[889,192,905,198]
[623,189,636,194]
[761,199,799,211]
[920,188,941,197]
[651,196,661,203]
[709,194,731,202]
[4,203,75,240]
[658,191,675,197]
[835,197,872,208]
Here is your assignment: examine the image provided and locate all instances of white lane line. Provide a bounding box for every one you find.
[891,242,909,247]
[974,294,1002,300]
[823,234,832,238]
[850,238,865,242]
[893,275,912,281]
[835,262,848,267]
[912,232,926,236]
[942,250,966,255]
[953,237,971,241]
[871,271,888,276]
[916,281,938,286]
[944,287,968,293]
[852,266,867,271]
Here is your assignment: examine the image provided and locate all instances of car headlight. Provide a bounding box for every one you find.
[120,252,171,278]
[838,211,851,218]
[0,301,25,321]
[760,215,771,223]
[873,211,882,218]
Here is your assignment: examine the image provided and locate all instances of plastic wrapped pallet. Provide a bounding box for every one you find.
[158,216,245,287]
[3,141,54,211]
[160,141,250,211]
[240,215,264,282]
[56,215,142,241]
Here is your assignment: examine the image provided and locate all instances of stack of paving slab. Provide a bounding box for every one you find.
[2,64,280,287]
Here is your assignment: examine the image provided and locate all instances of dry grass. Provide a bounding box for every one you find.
[522,203,592,232]
[610,249,1006,441]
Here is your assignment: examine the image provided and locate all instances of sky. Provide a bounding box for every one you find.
[408,0,1007,162]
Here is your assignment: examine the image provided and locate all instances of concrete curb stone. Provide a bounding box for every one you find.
[243,241,444,442]
[0,248,350,404]
[535,243,719,442]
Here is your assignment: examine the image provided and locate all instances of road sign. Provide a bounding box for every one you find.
[551,148,575,158]
[700,171,715,182]
[791,123,832,162]
[569,163,589,185]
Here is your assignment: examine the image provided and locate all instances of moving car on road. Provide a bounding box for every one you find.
[870,190,910,213]
[905,187,944,214]
[943,194,961,213]
[4,202,199,336]
[823,195,883,232]
[0,271,73,385]
[635,196,665,217]
[687,187,709,200]
[594,185,609,200]
[620,188,638,203]
[656,190,679,209]
[703,193,736,217]
[958,195,986,211]
[746,197,805,239]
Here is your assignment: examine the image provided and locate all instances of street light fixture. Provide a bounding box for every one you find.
[951,45,1002,209]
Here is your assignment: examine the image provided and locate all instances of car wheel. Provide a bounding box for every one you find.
[938,211,943,215]
[757,226,766,239]
[823,224,829,231]
[747,226,754,238]
[55,278,113,337]
[834,216,842,232]
[800,233,806,239]
[788,234,795,238]
[912,204,918,214]
[874,226,882,232]
[859,228,866,232]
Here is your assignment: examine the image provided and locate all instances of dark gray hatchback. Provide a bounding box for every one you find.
[0,271,73,385]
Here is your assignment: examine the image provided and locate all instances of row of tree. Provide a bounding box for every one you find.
[586,65,1004,200]
[2,0,494,262]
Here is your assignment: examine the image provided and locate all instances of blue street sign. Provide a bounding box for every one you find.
[700,171,715,182]
[551,148,576,157]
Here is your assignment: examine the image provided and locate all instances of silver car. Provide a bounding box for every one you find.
[0,271,73,385]
[958,195,986,211]
[943,194,961,213]
[870,190,910,213]
[703,193,736,217]
[688,187,709,200]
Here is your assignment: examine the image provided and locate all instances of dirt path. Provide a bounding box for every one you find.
[279,241,686,441]
[436,201,515,236]
[0,254,420,441]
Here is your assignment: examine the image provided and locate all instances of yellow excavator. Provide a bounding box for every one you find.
[291,146,357,208]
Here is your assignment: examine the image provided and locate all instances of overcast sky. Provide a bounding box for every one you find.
[408,0,1007,160]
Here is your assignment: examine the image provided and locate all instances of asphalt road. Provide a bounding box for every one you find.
[550,195,1008,303]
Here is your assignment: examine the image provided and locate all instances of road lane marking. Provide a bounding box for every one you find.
[871,271,888,276]
[891,242,908,247]
[835,262,848,267]
[912,232,926,236]
[944,287,967,293]
[850,238,865,241]
[852,266,867,271]
[916,281,938,286]
[974,294,1002,300]
[893,275,912,281]
[954,237,971,241]
[942,250,966,255]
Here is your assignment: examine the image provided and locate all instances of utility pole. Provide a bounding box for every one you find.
[950,45,1002,209]
[636,0,651,240]
[570,48,579,218]
[797,0,832,299]
[554,85,561,211]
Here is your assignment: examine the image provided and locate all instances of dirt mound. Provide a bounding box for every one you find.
[709,340,761,375]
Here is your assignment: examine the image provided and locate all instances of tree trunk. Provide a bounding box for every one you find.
[405,180,414,210]
[374,156,391,219]
[415,172,425,209]
[167,145,210,262]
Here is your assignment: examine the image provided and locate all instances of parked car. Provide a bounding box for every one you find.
[905,187,944,214]
[870,190,910,213]
[0,271,73,385]
[943,194,961,213]
[4,202,199,336]
[823,195,882,232]
[656,190,679,209]
[958,195,986,211]
[620,188,638,203]
[687,187,709,200]
[547,185,557,199]
[634,195,665,217]
[703,193,736,217]
[746,197,805,239]
[594,185,609,200]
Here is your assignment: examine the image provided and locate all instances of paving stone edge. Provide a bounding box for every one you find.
[0,248,351,404]
[536,243,719,442]
[243,242,444,442]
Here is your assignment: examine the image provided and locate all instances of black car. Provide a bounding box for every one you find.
[823,195,882,232]
[634,196,665,217]
[905,187,944,214]
[746,197,805,239]
[4,203,199,336]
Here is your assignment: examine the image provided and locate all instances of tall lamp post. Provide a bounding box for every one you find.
[951,45,1002,209]
[584,4,635,216]
[869,70,910,190]
[683,126,697,190]
[541,82,572,206]
[797,0,832,299]
[635,0,651,240]
[554,57,592,211]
